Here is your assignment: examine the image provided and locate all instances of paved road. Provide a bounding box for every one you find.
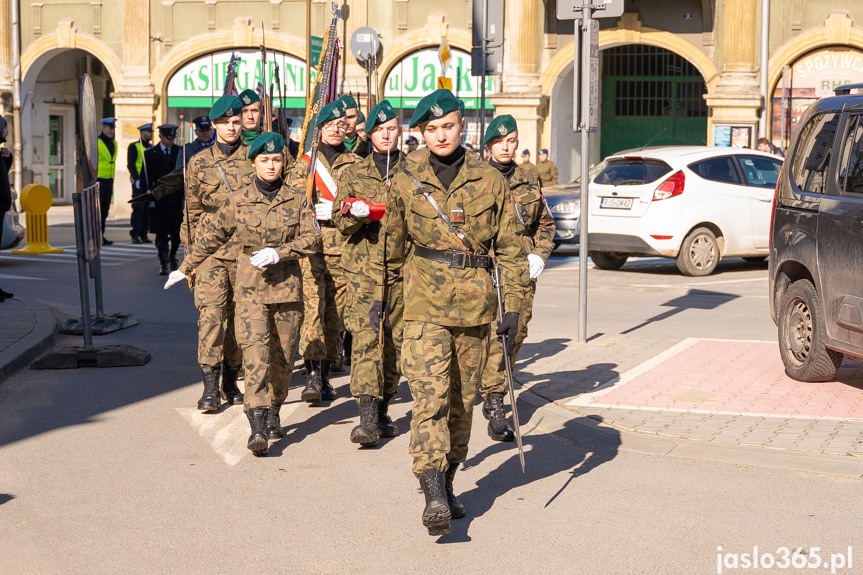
[1,232,862,574]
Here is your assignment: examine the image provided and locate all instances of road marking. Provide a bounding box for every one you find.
[176,401,302,466]
[631,277,767,288]
[0,273,48,281]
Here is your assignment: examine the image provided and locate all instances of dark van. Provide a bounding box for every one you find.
[770,83,863,382]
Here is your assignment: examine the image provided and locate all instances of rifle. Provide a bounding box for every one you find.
[378,144,392,347]
[261,26,273,133]
[223,52,240,96]
[180,116,194,291]
[274,51,287,137]
[492,264,524,472]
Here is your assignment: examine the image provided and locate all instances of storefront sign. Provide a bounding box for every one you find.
[167,49,311,108]
[384,48,495,109]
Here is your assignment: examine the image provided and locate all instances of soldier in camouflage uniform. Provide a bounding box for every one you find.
[339,94,369,159]
[371,90,528,536]
[166,132,320,456]
[536,149,559,187]
[239,89,263,146]
[286,99,361,403]
[332,100,405,448]
[480,115,556,442]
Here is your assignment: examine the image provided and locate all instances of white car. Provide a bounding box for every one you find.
[586,146,783,276]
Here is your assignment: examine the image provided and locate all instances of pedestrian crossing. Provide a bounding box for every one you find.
[0,243,183,267]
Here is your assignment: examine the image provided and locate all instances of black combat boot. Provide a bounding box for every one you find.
[158,250,169,276]
[444,463,466,519]
[221,362,244,405]
[349,396,380,447]
[265,401,284,440]
[419,468,451,536]
[377,393,399,438]
[320,359,337,400]
[484,393,515,442]
[197,365,221,412]
[246,407,269,456]
[301,359,322,403]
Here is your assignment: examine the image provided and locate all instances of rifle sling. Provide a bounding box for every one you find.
[214,162,235,196]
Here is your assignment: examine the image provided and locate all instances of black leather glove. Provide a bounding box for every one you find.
[369,300,392,335]
[128,191,155,204]
[496,312,519,357]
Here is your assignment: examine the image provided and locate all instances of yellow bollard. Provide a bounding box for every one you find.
[12,184,64,254]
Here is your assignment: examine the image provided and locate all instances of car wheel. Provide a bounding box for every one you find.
[742,256,767,263]
[676,227,719,276]
[589,251,628,270]
[778,279,842,382]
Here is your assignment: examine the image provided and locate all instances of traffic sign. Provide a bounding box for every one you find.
[351,26,381,65]
[573,19,599,132]
[438,37,451,72]
[557,0,624,20]
[437,77,453,91]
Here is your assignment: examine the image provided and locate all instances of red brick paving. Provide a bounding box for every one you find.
[594,340,863,419]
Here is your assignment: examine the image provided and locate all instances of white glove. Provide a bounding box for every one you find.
[315,199,334,221]
[349,201,371,218]
[527,253,545,280]
[164,270,187,290]
[249,247,280,269]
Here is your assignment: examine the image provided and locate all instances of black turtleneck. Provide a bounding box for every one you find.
[372,149,401,179]
[489,158,516,181]
[320,142,347,167]
[216,139,241,157]
[255,176,282,202]
[428,145,466,191]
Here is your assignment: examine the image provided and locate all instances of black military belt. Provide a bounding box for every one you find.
[414,245,490,269]
[242,246,275,255]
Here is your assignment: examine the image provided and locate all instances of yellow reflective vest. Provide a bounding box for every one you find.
[97,137,117,179]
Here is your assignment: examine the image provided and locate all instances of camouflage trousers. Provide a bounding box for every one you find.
[235,301,303,410]
[480,281,537,397]
[298,254,327,361]
[344,275,404,399]
[402,320,490,478]
[322,253,347,360]
[193,255,243,368]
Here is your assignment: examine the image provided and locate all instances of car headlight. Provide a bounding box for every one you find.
[550,201,580,215]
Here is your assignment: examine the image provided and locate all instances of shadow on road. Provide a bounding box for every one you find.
[622,289,739,334]
[513,338,571,371]
[615,257,768,277]
[0,494,14,506]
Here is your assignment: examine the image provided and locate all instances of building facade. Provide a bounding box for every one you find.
[0,0,862,210]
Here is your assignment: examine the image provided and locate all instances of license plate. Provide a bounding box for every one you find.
[600,197,633,209]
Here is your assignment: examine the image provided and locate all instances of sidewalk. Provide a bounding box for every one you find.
[45,205,128,228]
[0,298,58,383]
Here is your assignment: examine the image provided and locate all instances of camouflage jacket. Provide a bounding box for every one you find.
[374,148,528,327]
[508,165,556,262]
[286,148,361,256]
[179,180,321,304]
[537,159,559,187]
[332,151,407,285]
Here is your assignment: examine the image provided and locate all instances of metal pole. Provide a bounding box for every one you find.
[305,0,312,104]
[11,0,23,198]
[780,65,789,150]
[577,9,592,344]
[72,193,94,350]
[758,0,769,139]
[91,254,104,317]
[479,0,487,155]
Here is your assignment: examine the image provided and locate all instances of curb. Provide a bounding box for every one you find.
[521,387,863,479]
[0,298,59,385]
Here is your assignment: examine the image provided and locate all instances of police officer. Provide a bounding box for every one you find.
[372,89,528,536]
[332,100,405,447]
[97,117,117,245]
[142,124,182,275]
[165,132,320,456]
[128,123,153,244]
[480,115,556,441]
[239,89,263,146]
[536,148,559,187]
[287,99,361,403]
[176,116,214,168]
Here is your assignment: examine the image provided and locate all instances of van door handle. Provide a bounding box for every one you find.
[755,194,773,202]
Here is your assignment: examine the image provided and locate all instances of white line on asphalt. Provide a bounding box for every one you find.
[631,277,767,288]
[0,273,48,281]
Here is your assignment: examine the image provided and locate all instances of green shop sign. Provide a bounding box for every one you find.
[384,48,495,109]
[167,49,312,109]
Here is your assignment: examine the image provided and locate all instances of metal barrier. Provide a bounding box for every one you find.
[11,184,63,254]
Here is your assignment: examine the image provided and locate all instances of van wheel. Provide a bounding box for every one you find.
[676,227,719,276]
[778,279,842,382]
[589,251,628,270]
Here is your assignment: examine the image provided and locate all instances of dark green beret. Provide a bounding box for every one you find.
[357,110,366,124]
[339,94,358,109]
[409,89,460,129]
[209,95,243,121]
[458,99,466,116]
[239,89,260,107]
[366,100,397,132]
[315,100,347,127]
[484,114,518,145]
[249,132,285,159]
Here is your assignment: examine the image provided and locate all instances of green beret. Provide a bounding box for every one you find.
[339,94,358,109]
[409,89,460,129]
[209,95,243,121]
[357,110,366,124]
[484,114,518,146]
[239,89,260,107]
[249,132,285,159]
[458,99,466,116]
[315,100,347,127]
[366,100,398,132]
